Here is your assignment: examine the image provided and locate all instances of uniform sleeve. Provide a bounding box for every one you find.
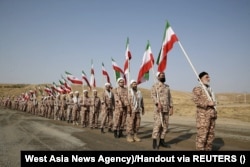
[114,88,119,102]
[151,84,158,106]
[192,86,209,109]
[141,96,144,109]
[168,89,173,107]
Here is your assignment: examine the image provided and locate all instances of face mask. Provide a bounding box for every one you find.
[159,78,166,83]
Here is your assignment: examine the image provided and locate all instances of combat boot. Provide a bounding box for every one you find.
[101,128,105,134]
[126,134,134,142]
[114,130,118,138]
[159,139,171,148]
[118,130,124,138]
[133,133,141,142]
[153,139,158,149]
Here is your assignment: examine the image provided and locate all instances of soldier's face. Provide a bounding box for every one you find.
[131,82,137,90]
[201,75,210,85]
[119,80,125,87]
[158,73,166,82]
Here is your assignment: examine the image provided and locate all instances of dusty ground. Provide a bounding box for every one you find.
[1,108,250,166]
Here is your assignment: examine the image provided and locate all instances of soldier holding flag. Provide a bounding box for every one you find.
[192,71,217,151]
[151,72,173,149]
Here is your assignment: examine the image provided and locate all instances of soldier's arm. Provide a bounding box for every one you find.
[101,92,106,105]
[192,86,210,109]
[141,96,145,115]
[151,85,159,106]
[114,88,122,106]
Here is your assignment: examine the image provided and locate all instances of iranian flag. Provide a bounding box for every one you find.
[52,82,65,94]
[124,37,132,75]
[112,58,126,83]
[157,21,178,72]
[61,75,72,91]
[102,62,110,83]
[137,41,155,84]
[44,85,52,94]
[59,80,71,93]
[65,71,83,85]
[82,70,91,89]
[90,60,96,88]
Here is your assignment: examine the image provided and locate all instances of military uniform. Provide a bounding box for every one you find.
[72,92,81,125]
[66,93,74,123]
[192,84,217,151]
[54,95,61,120]
[126,86,144,142]
[60,95,67,121]
[100,87,115,133]
[89,91,101,129]
[113,84,129,138]
[80,91,91,127]
[151,80,173,149]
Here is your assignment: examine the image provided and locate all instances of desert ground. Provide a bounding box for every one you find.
[0,84,250,166]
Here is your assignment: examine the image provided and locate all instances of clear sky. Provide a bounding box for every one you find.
[0,0,250,93]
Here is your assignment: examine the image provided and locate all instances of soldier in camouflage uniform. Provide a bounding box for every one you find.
[100,83,115,133]
[54,94,61,120]
[192,71,217,151]
[72,91,81,125]
[60,94,67,121]
[80,90,91,127]
[126,80,144,142]
[113,77,130,138]
[151,72,173,149]
[89,90,101,129]
[66,92,74,123]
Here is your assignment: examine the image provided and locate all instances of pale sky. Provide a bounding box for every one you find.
[0,0,250,93]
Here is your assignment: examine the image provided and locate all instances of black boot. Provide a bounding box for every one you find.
[118,130,123,138]
[153,139,157,149]
[108,128,112,133]
[159,139,171,148]
[101,128,105,134]
[114,130,118,138]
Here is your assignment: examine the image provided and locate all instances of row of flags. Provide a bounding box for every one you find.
[42,21,178,96]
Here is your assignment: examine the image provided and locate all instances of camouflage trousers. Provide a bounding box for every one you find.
[113,107,127,131]
[196,109,216,151]
[66,106,73,121]
[126,112,141,135]
[72,105,80,122]
[59,108,67,121]
[89,111,99,128]
[100,109,113,129]
[80,110,90,127]
[152,111,169,139]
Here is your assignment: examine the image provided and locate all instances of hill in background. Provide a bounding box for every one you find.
[1,83,250,122]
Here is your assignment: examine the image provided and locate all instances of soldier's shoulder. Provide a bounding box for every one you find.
[192,85,202,93]
[164,83,170,88]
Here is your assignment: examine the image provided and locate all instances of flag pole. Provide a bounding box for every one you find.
[177,41,213,102]
[127,58,130,93]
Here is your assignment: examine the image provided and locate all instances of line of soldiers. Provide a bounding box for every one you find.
[0,79,149,143]
[1,71,216,151]
[0,74,173,150]
[0,73,177,150]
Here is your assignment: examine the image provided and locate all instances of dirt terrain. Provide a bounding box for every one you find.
[1,107,250,166]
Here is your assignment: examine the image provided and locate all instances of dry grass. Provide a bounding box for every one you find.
[1,84,250,122]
